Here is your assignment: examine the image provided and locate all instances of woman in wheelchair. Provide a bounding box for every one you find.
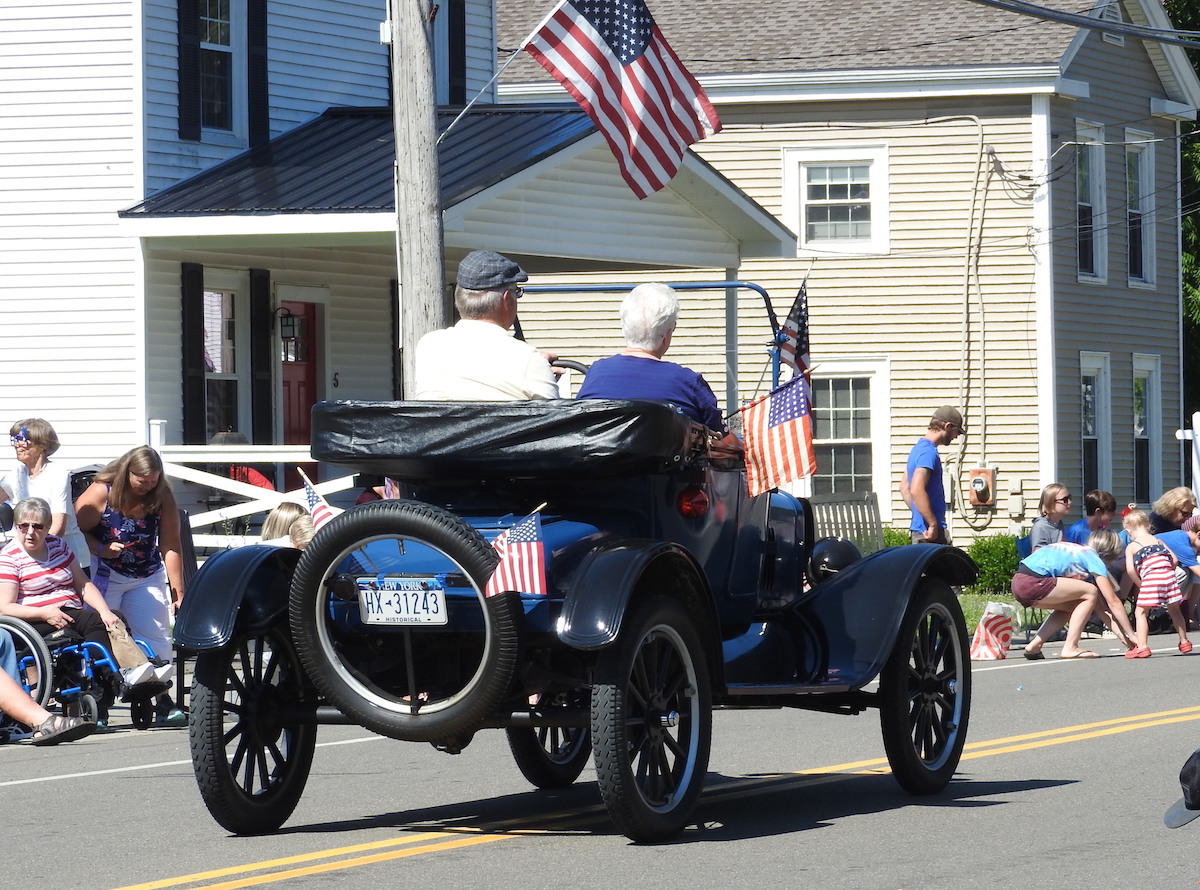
[0,497,122,719]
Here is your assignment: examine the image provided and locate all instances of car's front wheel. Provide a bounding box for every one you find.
[591,596,711,842]
[878,577,971,794]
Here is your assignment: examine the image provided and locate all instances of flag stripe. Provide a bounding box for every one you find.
[485,512,548,598]
[741,376,817,496]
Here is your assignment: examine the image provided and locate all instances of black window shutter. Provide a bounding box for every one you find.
[180,263,206,444]
[249,268,273,443]
[390,279,402,399]
[448,0,467,105]
[248,0,269,147]
[177,0,201,141]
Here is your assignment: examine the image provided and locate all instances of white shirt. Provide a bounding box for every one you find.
[414,319,559,401]
[0,460,89,568]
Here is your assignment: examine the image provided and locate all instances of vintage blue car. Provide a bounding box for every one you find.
[176,398,977,843]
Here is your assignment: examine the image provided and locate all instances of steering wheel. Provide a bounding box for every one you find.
[551,359,589,375]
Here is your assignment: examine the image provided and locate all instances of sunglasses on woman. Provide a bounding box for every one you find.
[16,522,45,531]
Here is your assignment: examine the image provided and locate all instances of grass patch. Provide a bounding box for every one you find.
[957,591,1040,635]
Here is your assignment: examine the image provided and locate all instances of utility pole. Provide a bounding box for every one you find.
[389,0,446,398]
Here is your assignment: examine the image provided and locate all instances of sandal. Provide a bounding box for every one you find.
[1124,647,1152,659]
[1181,641,1194,655]
[30,715,96,747]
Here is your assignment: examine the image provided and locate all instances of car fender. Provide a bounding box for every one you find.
[174,545,302,651]
[798,543,978,689]
[557,539,715,652]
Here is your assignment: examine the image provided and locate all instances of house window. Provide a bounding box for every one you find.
[1080,352,1111,492]
[811,377,872,495]
[1076,123,1106,281]
[202,290,245,440]
[178,0,266,145]
[1133,355,1161,504]
[200,0,234,131]
[1126,131,1154,285]
[783,146,890,255]
[804,358,890,510]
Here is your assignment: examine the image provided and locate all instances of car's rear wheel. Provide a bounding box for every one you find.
[190,627,317,834]
[591,596,711,843]
[878,577,971,794]
[506,688,591,788]
[290,500,520,744]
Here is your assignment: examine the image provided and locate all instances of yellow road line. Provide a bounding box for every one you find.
[111,704,1200,890]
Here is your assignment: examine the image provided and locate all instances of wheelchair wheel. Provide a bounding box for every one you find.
[131,698,155,730]
[0,615,54,706]
[77,693,100,724]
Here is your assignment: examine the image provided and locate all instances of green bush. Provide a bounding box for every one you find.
[964,533,1019,597]
[882,526,910,547]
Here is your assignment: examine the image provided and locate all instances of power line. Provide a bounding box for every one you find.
[964,0,1200,48]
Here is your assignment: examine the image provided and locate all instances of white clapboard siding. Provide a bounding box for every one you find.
[0,0,145,465]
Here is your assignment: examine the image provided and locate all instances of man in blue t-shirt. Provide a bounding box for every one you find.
[899,406,963,544]
[576,283,740,452]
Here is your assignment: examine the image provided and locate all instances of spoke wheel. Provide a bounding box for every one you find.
[506,689,591,788]
[878,578,971,795]
[290,500,520,744]
[591,596,711,843]
[0,615,54,706]
[189,627,316,834]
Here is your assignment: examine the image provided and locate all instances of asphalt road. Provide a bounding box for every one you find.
[4,632,1200,890]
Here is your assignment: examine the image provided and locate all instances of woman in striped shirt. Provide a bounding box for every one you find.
[0,496,119,654]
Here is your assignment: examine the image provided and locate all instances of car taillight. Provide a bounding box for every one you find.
[677,485,709,519]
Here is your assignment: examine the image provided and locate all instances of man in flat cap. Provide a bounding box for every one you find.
[899,405,964,544]
[415,250,559,400]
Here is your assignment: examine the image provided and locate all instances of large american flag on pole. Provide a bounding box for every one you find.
[741,375,817,497]
[485,511,548,598]
[524,0,722,199]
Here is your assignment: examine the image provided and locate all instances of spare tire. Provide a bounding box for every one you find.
[289,500,521,743]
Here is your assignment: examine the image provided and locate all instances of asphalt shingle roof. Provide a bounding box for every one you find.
[121,104,595,216]
[496,0,1083,81]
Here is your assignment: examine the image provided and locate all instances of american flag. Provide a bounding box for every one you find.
[485,512,547,598]
[524,0,722,199]
[741,375,817,497]
[301,474,336,531]
[779,282,811,395]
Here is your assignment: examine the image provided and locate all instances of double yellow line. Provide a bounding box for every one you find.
[114,705,1200,890]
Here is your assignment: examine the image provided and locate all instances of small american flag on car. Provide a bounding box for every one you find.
[741,375,817,497]
[486,511,547,598]
[299,470,337,531]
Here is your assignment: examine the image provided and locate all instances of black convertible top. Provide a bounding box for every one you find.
[310,399,706,480]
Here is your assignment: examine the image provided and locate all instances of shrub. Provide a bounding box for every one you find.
[964,533,1019,597]
[882,526,909,547]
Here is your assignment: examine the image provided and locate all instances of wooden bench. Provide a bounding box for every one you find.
[807,490,885,555]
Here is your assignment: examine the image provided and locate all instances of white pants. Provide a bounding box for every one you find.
[94,565,173,661]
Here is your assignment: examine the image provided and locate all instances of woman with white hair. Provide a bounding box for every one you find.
[577,283,740,450]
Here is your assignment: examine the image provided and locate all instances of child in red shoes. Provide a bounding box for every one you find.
[1123,507,1192,658]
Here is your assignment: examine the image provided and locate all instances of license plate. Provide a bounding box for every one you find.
[357,577,448,626]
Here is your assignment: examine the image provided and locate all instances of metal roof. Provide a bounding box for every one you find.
[120,105,596,217]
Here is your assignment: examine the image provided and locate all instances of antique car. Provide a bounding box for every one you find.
[175,397,977,843]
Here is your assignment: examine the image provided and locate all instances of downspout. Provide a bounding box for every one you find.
[1031,94,1057,486]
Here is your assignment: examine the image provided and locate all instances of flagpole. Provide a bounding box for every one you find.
[437,0,569,145]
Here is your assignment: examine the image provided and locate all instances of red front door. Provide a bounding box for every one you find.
[281,300,318,490]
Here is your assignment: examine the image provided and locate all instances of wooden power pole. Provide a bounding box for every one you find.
[389,0,446,398]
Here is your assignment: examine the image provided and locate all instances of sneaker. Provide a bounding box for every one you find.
[154,695,186,726]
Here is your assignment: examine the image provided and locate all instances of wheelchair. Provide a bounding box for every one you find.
[0,614,171,729]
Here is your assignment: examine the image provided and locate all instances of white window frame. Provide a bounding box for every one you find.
[799,356,892,518]
[1080,351,1112,491]
[203,268,252,438]
[1125,129,1155,287]
[1076,121,1107,283]
[200,0,247,141]
[1133,353,1162,503]
[783,145,890,256]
